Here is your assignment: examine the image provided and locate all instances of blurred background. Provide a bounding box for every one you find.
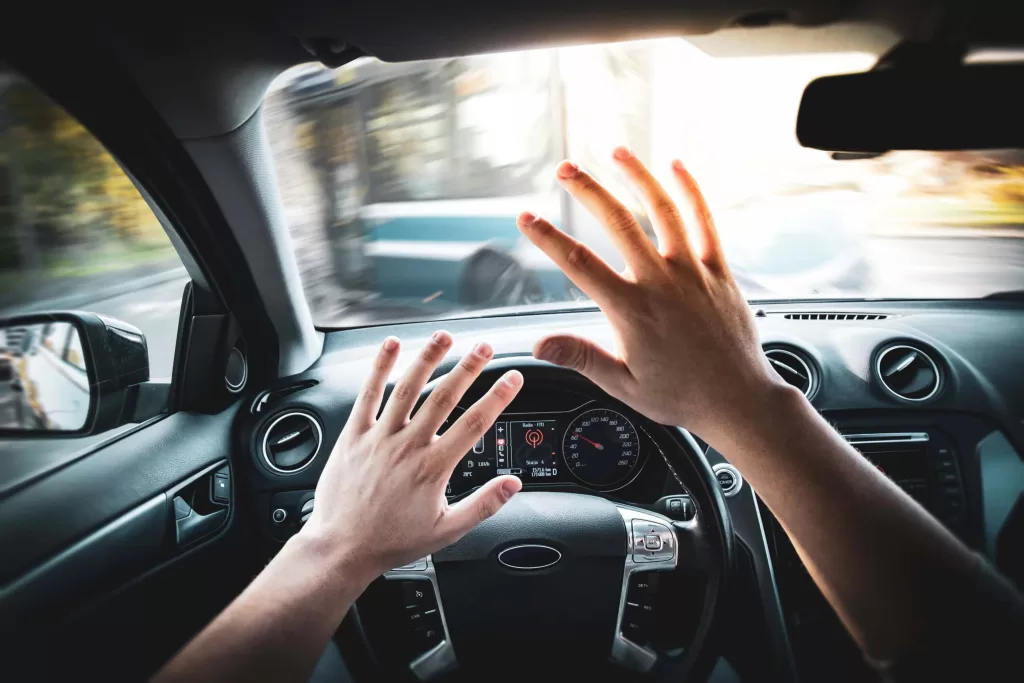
[3,37,1024,454]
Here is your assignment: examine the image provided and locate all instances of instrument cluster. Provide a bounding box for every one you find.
[445,400,648,497]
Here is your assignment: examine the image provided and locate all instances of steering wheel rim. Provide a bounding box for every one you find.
[347,358,734,682]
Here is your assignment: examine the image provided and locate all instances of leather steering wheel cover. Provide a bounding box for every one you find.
[436,358,733,682]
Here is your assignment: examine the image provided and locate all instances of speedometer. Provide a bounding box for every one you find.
[562,408,640,488]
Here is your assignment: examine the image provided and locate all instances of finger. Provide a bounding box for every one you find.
[440,475,521,541]
[379,330,453,432]
[439,370,523,462]
[517,212,627,306]
[413,341,494,438]
[533,334,632,395]
[671,160,726,270]
[611,147,694,262]
[555,160,660,271]
[347,336,400,432]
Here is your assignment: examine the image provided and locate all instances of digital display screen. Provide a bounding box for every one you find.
[503,419,560,479]
[445,407,644,497]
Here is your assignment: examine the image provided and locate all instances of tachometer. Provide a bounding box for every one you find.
[562,408,640,488]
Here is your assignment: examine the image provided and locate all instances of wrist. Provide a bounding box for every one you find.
[698,377,810,454]
[289,525,379,592]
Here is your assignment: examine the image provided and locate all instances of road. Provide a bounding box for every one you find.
[2,234,1024,487]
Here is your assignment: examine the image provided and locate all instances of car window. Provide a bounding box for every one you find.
[0,66,187,448]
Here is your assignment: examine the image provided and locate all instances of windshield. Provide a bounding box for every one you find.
[266,38,1024,327]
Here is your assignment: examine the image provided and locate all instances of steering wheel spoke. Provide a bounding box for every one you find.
[383,557,457,681]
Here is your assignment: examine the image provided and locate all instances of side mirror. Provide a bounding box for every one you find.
[0,312,167,437]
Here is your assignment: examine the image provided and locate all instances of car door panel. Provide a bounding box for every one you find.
[0,410,235,586]
[0,406,246,676]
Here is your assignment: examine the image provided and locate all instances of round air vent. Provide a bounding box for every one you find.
[764,346,819,399]
[874,343,942,402]
[261,411,323,474]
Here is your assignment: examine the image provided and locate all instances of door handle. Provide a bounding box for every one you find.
[167,461,230,549]
[173,497,227,547]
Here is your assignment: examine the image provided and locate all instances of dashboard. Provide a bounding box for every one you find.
[238,298,1024,682]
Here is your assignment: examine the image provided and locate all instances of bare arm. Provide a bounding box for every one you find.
[517,148,1009,662]
[153,334,524,682]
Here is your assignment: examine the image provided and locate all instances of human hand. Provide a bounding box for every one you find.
[517,148,788,443]
[299,332,523,584]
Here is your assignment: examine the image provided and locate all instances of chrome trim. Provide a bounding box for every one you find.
[260,411,323,475]
[610,505,687,672]
[764,347,817,399]
[874,344,942,403]
[383,556,456,681]
[224,346,247,393]
[497,544,562,570]
[712,463,743,497]
[562,408,640,489]
[844,432,930,446]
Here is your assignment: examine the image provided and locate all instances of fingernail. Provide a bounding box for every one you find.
[613,146,634,161]
[502,370,523,388]
[501,477,522,500]
[517,212,536,228]
[671,159,685,173]
[432,330,452,345]
[556,161,580,179]
[535,340,565,365]
[473,342,492,358]
[383,336,399,352]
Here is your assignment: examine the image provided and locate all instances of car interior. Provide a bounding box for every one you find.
[2,1,1024,681]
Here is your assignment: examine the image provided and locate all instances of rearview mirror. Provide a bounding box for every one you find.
[797,62,1024,153]
[0,312,166,436]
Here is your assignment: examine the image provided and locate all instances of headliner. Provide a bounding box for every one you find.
[10,1,1024,138]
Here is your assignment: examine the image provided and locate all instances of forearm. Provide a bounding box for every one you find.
[153,532,372,683]
[708,383,978,660]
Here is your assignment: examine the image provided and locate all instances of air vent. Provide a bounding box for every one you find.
[874,344,942,402]
[783,313,889,321]
[261,411,323,474]
[764,346,819,399]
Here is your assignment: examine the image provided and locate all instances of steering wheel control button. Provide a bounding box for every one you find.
[631,520,675,562]
[643,534,662,551]
[413,624,443,652]
[712,463,743,497]
[402,582,431,608]
[271,508,287,524]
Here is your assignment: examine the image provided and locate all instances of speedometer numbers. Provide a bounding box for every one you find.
[562,409,640,488]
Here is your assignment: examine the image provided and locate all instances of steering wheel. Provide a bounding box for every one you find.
[351,359,734,682]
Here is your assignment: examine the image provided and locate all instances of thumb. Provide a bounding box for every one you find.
[441,475,521,541]
[533,334,630,392]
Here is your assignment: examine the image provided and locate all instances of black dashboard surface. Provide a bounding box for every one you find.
[307,299,1024,442]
